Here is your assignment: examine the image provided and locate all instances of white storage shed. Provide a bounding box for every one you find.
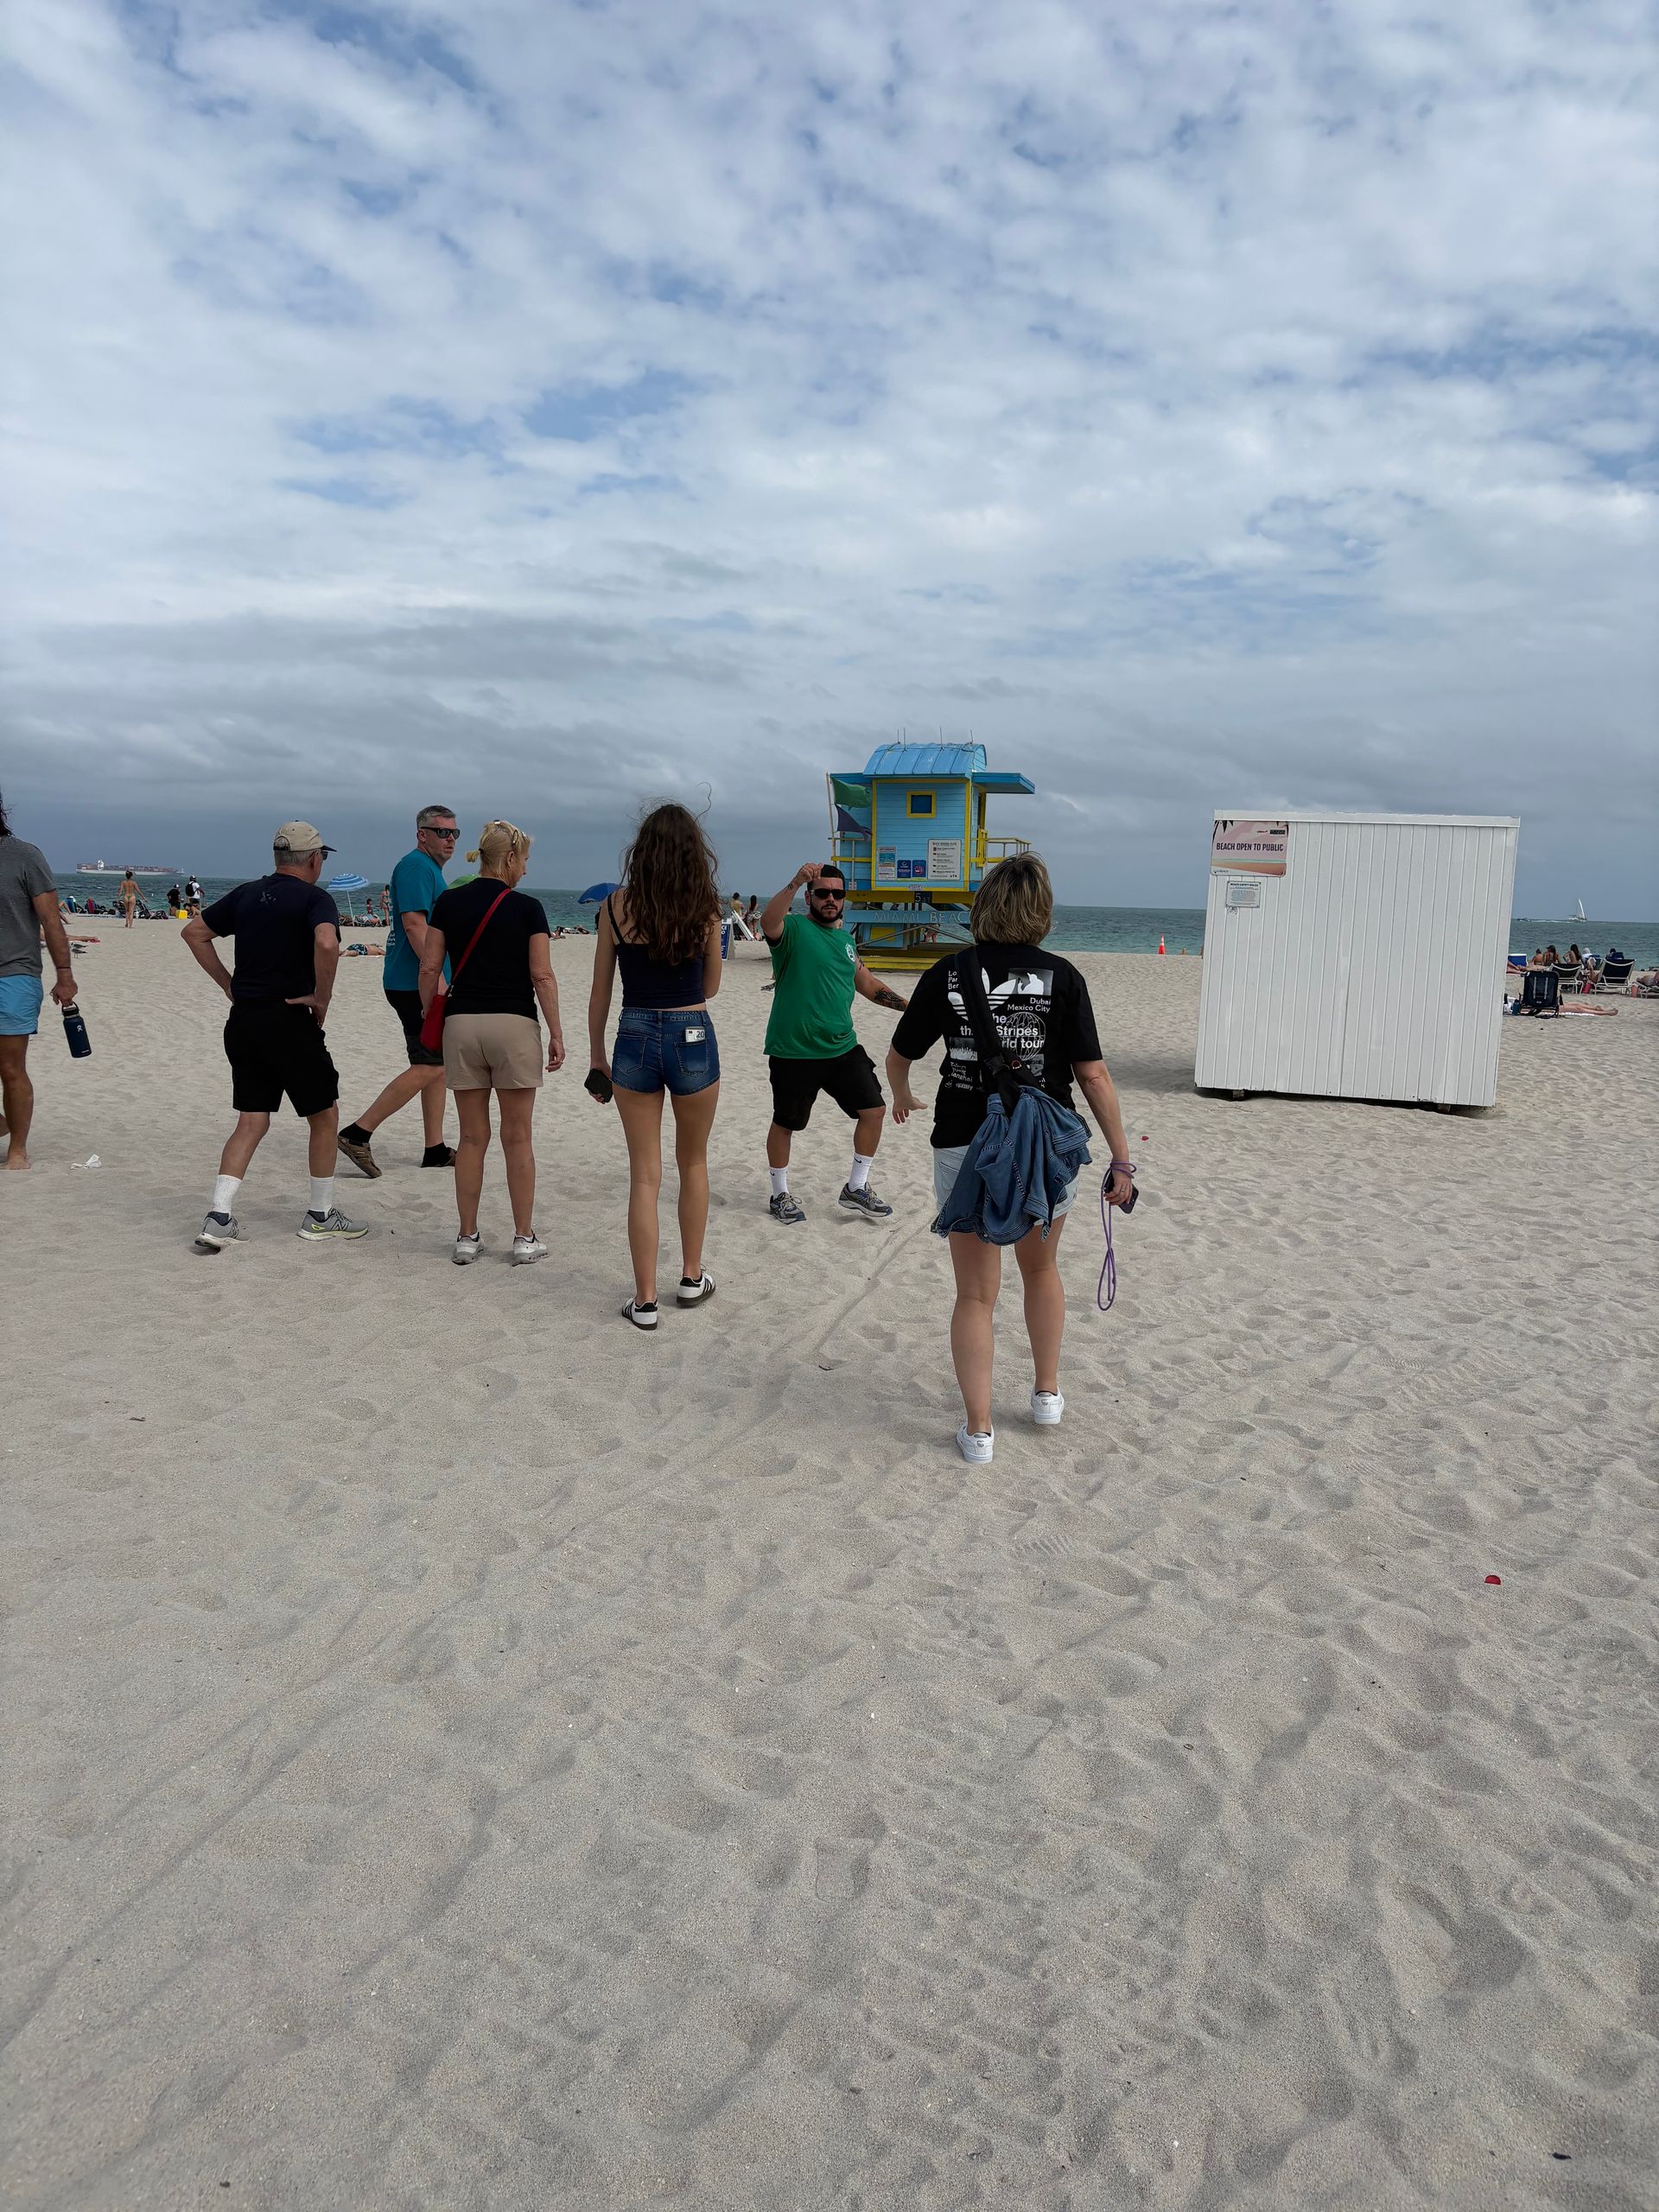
[1194,812,1520,1109]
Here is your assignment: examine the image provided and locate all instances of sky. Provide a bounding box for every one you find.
[3,0,1656,912]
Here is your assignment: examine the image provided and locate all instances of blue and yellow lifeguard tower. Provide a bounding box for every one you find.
[826,741,1035,969]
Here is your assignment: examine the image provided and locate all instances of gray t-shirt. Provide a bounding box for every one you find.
[0,838,55,978]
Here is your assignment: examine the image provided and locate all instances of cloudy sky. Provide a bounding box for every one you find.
[5,0,1656,910]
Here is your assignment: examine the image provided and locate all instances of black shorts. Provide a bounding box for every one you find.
[768,1048,882,1131]
[386,986,443,1068]
[224,1003,340,1117]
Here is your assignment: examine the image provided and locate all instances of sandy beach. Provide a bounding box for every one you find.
[3,925,1656,2211]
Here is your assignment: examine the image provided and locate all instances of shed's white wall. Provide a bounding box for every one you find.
[1195,817,1519,1107]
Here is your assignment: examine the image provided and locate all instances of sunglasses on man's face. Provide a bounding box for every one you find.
[426,826,461,840]
[810,886,844,899]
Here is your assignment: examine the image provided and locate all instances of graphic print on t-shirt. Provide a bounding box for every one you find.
[944,963,1056,1088]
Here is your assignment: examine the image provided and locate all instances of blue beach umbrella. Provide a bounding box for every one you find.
[327,870,371,918]
[578,881,620,904]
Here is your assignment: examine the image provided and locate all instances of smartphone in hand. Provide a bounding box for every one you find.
[585,1068,614,1103]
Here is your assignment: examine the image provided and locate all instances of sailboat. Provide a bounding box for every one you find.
[1560,899,1586,924]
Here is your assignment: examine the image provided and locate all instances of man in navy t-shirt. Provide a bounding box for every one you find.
[336,803,458,1178]
[182,820,369,1251]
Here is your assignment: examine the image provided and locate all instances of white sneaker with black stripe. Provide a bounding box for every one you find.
[677,1273,715,1305]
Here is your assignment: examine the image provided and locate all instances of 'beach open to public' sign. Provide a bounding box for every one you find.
[1211,819,1288,874]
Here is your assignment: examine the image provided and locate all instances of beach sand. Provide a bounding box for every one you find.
[4,928,1656,2209]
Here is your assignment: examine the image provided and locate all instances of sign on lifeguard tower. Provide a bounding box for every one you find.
[826,741,1035,969]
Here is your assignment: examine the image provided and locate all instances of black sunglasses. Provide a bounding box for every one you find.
[425,826,461,839]
[810,885,845,899]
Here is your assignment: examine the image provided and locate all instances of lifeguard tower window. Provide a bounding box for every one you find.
[906,791,935,817]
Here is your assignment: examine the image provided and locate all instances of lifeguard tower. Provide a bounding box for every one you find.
[826,741,1035,969]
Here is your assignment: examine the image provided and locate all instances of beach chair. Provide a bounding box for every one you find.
[1595,957,1633,995]
[1518,969,1560,1016]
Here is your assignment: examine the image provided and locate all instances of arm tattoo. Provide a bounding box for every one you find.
[873,985,908,1011]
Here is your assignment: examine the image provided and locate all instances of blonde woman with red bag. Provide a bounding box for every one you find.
[419,820,565,1266]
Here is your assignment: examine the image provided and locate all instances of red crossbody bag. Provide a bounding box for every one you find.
[418,887,512,1052]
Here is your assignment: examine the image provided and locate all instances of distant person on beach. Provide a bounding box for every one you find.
[887,852,1134,1464]
[185,877,202,918]
[377,887,391,925]
[337,804,459,1179]
[167,883,181,912]
[0,791,78,1170]
[422,819,564,1267]
[119,870,139,928]
[587,803,724,1328]
[182,822,369,1249]
[760,860,910,1224]
[745,895,760,935]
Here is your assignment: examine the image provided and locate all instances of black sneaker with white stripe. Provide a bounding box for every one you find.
[837,1181,893,1219]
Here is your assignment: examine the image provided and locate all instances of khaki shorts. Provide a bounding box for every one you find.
[443,1013,543,1090]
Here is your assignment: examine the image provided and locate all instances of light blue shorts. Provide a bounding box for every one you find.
[610,1007,719,1096]
[932,1141,1078,1219]
[0,976,44,1036]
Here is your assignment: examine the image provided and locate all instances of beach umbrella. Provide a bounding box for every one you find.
[327,870,371,919]
[578,881,620,904]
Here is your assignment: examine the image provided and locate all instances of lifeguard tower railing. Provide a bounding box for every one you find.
[829,826,1032,878]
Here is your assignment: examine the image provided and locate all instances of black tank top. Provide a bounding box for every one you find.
[608,897,707,1009]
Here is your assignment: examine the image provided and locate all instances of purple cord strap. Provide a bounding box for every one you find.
[1097,1162,1135,1312]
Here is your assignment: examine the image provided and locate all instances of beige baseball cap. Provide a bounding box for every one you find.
[272,821,334,858]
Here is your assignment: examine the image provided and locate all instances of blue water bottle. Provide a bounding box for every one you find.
[62,1001,92,1058]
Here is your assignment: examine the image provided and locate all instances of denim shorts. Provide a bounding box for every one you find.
[611,1007,719,1096]
[932,1141,1078,1218]
[0,975,46,1036]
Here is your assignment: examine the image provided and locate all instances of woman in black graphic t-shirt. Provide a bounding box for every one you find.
[887,854,1135,1465]
[422,819,565,1267]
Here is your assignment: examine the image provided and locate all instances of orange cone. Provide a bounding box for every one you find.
[1158,935,1166,955]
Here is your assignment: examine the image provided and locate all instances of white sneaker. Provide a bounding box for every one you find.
[510,1235,547,1265]
[956,1424,995,1464]
[1031,1389,1065,1426]
[677,1272,715,1305]
[453,1232,482,1265]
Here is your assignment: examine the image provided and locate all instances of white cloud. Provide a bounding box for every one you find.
[3,0,1655,906]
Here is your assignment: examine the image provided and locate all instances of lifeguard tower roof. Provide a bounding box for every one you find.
[839,742,1035,792]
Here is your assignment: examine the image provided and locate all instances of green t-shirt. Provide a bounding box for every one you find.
[765,912,860,1058]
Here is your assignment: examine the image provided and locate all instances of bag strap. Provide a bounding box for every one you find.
[446,886,513,992]
[954,950,1024,1116]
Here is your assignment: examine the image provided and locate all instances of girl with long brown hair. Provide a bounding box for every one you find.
[588,803,724,1328]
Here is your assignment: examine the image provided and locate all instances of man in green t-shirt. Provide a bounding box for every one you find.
[760,861,910,1224]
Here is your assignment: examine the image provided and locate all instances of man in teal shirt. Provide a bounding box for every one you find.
[761,860,910,1223]
[337,804,458,1176]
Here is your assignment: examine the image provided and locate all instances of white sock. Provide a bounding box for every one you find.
[849,1152,874,1192]
[308,1175,334,1217]
[769,1166,790,1198]
[210,1173,242,1218]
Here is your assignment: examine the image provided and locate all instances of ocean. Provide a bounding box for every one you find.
[53,874,1659,966]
